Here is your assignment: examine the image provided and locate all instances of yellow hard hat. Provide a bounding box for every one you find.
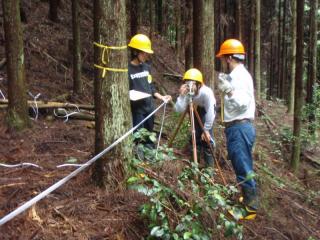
[216,39,245,58]
[128,34,154,54]
[183,68,203,84]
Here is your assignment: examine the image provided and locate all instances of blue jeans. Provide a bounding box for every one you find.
[225,122,256,190]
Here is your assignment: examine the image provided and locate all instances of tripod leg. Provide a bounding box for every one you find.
[194,107,227,185]
[168,107,188,147]
[221,95,224,122]
[189,103,198,164]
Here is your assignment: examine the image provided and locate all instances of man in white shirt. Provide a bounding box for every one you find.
[175,68,216,167]
[216,39,258,218]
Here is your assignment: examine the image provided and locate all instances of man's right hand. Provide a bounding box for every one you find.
[218,73,233,94]
[179,84,188,96]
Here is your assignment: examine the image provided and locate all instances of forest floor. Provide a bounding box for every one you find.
[0,1,319,240]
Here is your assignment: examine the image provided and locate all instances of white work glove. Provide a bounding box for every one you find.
[218,73,233,94]
[161,95,172,103]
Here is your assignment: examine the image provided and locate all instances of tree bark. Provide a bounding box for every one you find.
[175,0,182,62]
[72,0,82,94]
[277,0,283,98]
[137,0,145,27]
[248,1,255,76]
[291,0,304,172]
[235,0,243,41]
[129,0,138,36]
[48,0,60,22]
[306,0,318,133]
[156,0,163,34]
[2,0,30,130]
[92,0,132,188]
[254,0,261,99]
[287,0,296,114]
[193,0,215,89]
[184,0,193,70]
[149,0,156,35]
[280,0,287,99]
[193,0,202,68]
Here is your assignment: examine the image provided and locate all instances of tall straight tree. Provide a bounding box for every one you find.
[306,0,318,133]
[175,0,182,61]
[48,0,60,22]
[156,0,163,34]
[184,0,193,70]
[193,0,215,89]
[288,0,296,114]
[277,0,283,98]
[291,0,304,172]
[280,0,287,99]
[149,0,156,35]
[248,1,255,76]
[254,0,261,99]
[2,0,30,130]
[72,0,82,94]
[129,0,138,36]
[235,0,243,41]
[92,0,132,187]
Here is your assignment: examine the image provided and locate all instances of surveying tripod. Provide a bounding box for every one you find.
[168,83,226,184]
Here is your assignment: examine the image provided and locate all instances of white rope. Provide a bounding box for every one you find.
[0,163,42,169]
[28,92,41,121]
[155,102,167,159]
[53,104,81,122]
[0,102,165,226]
[56,163,88,168]
[0,89,5,100]
[209,136,216,147]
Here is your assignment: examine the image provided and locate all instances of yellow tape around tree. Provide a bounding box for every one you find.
[94,64,128,78]
[93,42,128,77]
[93,42,127,50]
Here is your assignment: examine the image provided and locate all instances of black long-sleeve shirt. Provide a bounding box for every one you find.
[128,62,156,114]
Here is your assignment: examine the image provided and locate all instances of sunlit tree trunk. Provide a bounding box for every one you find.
[2,0,30,130]
[254,0,261,99]
[92,0,132,188]
[291,0,304,172]
[72,0,82,95]
[288,0,296,114]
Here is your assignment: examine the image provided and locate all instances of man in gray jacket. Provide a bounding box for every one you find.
[175,68,216,167]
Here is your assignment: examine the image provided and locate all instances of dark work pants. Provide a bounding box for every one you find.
[132,111,154,132]
[194,107,214,166]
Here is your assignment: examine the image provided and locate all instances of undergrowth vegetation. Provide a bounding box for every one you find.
[128,129,247,240]
[281,84,320,149]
